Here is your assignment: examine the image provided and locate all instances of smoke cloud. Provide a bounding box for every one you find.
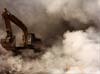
[0,0,100,74]
[0,0,98,45]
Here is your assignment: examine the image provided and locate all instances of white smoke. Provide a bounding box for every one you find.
[63,27,100,73]
[0,27,100,74]
[0,0,100,74]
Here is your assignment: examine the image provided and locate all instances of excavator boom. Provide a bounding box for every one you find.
[2,8,28,46]
[2,9,13,39]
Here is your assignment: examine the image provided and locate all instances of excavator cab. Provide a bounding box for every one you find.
[27,33,43,50]
[0,8,45,54]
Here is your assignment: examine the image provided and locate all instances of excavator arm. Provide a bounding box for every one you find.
[2,8,13,41]
[2,8,28,46]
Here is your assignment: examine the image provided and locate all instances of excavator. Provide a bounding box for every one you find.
[0,8,45,55]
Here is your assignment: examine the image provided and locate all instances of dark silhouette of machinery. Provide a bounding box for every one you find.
[0,8,45,54]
